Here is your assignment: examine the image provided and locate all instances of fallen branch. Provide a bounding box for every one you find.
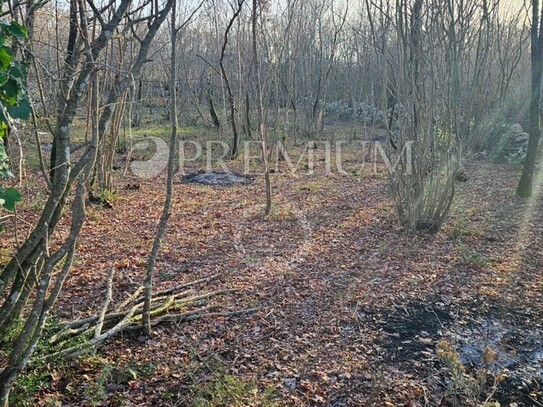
[95,268,115,339]
[133,273,221,303]
[43,274,254,360]
[114,285,144,313]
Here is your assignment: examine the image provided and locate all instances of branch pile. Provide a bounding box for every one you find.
[44,272,256,360]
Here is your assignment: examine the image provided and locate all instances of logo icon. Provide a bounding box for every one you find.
[233,203,313,270]
[130,136,169,179]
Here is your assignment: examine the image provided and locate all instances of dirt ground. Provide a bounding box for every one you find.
[2,153,542,406]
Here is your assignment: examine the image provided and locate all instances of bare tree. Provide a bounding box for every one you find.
[364,0,460,233]
[142,0,204,336]
[0,1,173,402]
[253,0,272,216]
[311,1,348,138]
[517,0,543,197]
[220,0,245,159]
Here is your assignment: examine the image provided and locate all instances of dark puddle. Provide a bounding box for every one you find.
[449,317,542,405]
[451,318,543,379]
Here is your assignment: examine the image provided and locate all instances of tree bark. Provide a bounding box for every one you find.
[220,0,245,160]
[252,0,272,217]
[517,0,543,197]
[0,1,170,401]
[143,0,179,336]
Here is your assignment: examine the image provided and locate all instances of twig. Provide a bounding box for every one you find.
[48,323,90,346]
[94,268,115,339]
[114,284,144,312]
[133,273,221,303]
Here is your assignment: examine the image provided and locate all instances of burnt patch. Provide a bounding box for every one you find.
[375,299,543,405]
[378,300,452,363]
[181,171,252,186]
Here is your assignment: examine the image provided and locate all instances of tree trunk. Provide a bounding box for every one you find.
[143,0,179,336]
[517,0,543,198]
[0,1,171,401]
[252,0,272,217]
[219,0,245,160]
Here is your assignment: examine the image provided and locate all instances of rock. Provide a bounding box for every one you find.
[503,124,529,161]
[105,383,118,393]
[372,130,388,142]
[283,377,297,391]
[455,168,469,182]
[515,132,529,142]
[124,183,141,190]
[324,100,384,124]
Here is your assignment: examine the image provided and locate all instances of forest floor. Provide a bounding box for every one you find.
[2,142,543,406]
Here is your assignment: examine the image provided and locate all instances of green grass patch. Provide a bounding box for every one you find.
[192,372,277,407]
